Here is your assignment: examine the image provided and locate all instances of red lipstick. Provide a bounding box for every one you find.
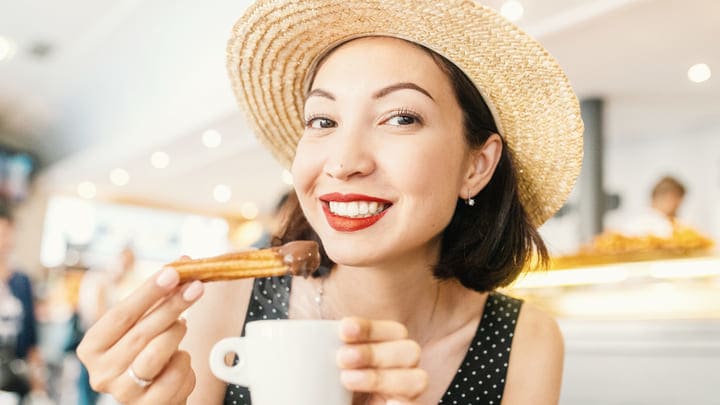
[319,193,392,232]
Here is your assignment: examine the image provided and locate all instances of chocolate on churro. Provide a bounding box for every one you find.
[167,241,320,283]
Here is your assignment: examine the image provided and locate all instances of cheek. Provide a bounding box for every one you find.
[291,141,317,190]
[290,140,323,216]
[388,142,465,198]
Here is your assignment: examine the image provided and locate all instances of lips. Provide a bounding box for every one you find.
[318,193,392,232]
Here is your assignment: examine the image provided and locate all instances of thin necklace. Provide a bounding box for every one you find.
[315,275,326,319]
[315,275,441,347]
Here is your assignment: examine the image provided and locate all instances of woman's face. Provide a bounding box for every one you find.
[292,37,472,267]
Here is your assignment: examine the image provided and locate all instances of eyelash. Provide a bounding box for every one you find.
[303,108,425,129]
[304,114,332,128]
[385,108,424,126]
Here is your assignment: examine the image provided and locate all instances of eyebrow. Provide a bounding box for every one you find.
[373,82,435,101]
[306,88,336,101]
[305,82,435,102]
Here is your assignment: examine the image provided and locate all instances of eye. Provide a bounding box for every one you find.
[305,116,336,129]
[386,115,417,126]
[383,109,423,127]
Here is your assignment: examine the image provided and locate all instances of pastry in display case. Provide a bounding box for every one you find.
[550,223,715,269]
[510,221,719,320]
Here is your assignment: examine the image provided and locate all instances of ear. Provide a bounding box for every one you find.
[460,134,503,199]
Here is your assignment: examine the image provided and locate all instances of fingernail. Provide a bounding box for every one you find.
[387,401,403,405]
[182,280,203,302]
[340,370,365,386]
[337,347,361,366]
[340,318,360,338]
[156,268,179,288]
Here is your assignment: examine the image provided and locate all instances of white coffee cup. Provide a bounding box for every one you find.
[209,319,352,405]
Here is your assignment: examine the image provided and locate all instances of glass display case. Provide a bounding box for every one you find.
[504,252,720,404]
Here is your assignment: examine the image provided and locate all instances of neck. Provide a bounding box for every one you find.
[320,247,474,345]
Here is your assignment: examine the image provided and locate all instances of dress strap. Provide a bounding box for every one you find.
[439,292,523,404]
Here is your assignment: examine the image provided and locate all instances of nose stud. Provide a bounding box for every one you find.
[325,163,344,177]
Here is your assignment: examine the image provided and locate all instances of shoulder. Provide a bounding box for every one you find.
[514,301,563,345]
[8,271,30,285]
[7,271,33,295]
[503,301,564,405]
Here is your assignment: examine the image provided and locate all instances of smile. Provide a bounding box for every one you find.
[328,201,388,218]
[319,193,392,232]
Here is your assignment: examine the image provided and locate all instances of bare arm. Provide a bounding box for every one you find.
[502,303,564,405]
[27,346,46,392]
[182,278,254,405]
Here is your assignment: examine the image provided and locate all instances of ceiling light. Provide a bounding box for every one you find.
[202,129,222,148]
[241,202,259,220]
[151,151,170,169]
[688,63,711,83]
[77,181,97,199]
[281,169,294,186]
[213,184,232,203]
[500,0,524,22]
[0,36,17,62]
[109,168,130,186]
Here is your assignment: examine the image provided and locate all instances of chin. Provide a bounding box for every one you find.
[321,238,384,268]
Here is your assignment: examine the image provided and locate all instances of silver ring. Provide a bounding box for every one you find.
[127,366,152,388]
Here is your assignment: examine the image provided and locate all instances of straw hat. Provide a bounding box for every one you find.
[227,0,584,226]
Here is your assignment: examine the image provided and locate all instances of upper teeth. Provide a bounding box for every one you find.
[329,201,386,218]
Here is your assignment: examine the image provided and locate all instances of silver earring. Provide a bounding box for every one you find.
[467,189,475,206]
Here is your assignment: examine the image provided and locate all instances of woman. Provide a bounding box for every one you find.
[77,0,583,404]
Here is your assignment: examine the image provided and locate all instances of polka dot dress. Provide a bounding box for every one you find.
[439,292,522,405]
[224,276,522,405]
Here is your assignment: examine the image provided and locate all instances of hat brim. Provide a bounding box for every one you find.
[227,0,584,226]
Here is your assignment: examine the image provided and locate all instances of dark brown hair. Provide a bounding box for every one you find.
[274,39,548,291]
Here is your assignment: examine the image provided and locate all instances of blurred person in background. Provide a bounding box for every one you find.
[253,190,297,249]
[75,245,140,405]
[617,175,687,238]
[651,176,685,222]
[0,204,47,401]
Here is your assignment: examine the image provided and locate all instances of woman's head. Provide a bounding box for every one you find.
[280,37,546,290]
[228,0,582,289]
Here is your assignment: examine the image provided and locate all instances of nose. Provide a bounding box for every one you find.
[322,128,376,181]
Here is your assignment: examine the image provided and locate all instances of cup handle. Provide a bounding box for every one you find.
[209,337,250,386]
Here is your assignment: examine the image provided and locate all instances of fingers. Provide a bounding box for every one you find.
[385,400,417,405]
[341,368,428,399]
[80,267,181,351]
[337,339,421,369]
[76,256,200,405]
[338,318,427,401]
[140,351,195,405]
[130,319,187,382]
[102,320,188,403]
[110,281,203,362]
[340,317,408,343]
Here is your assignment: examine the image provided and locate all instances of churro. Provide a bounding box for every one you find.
[168,241,320,282]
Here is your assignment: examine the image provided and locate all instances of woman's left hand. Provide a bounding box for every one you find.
[337,317,428,405]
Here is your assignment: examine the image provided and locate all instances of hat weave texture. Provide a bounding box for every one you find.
[227,0,584,226]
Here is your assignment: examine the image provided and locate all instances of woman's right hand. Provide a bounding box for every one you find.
[76,267,204,405]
